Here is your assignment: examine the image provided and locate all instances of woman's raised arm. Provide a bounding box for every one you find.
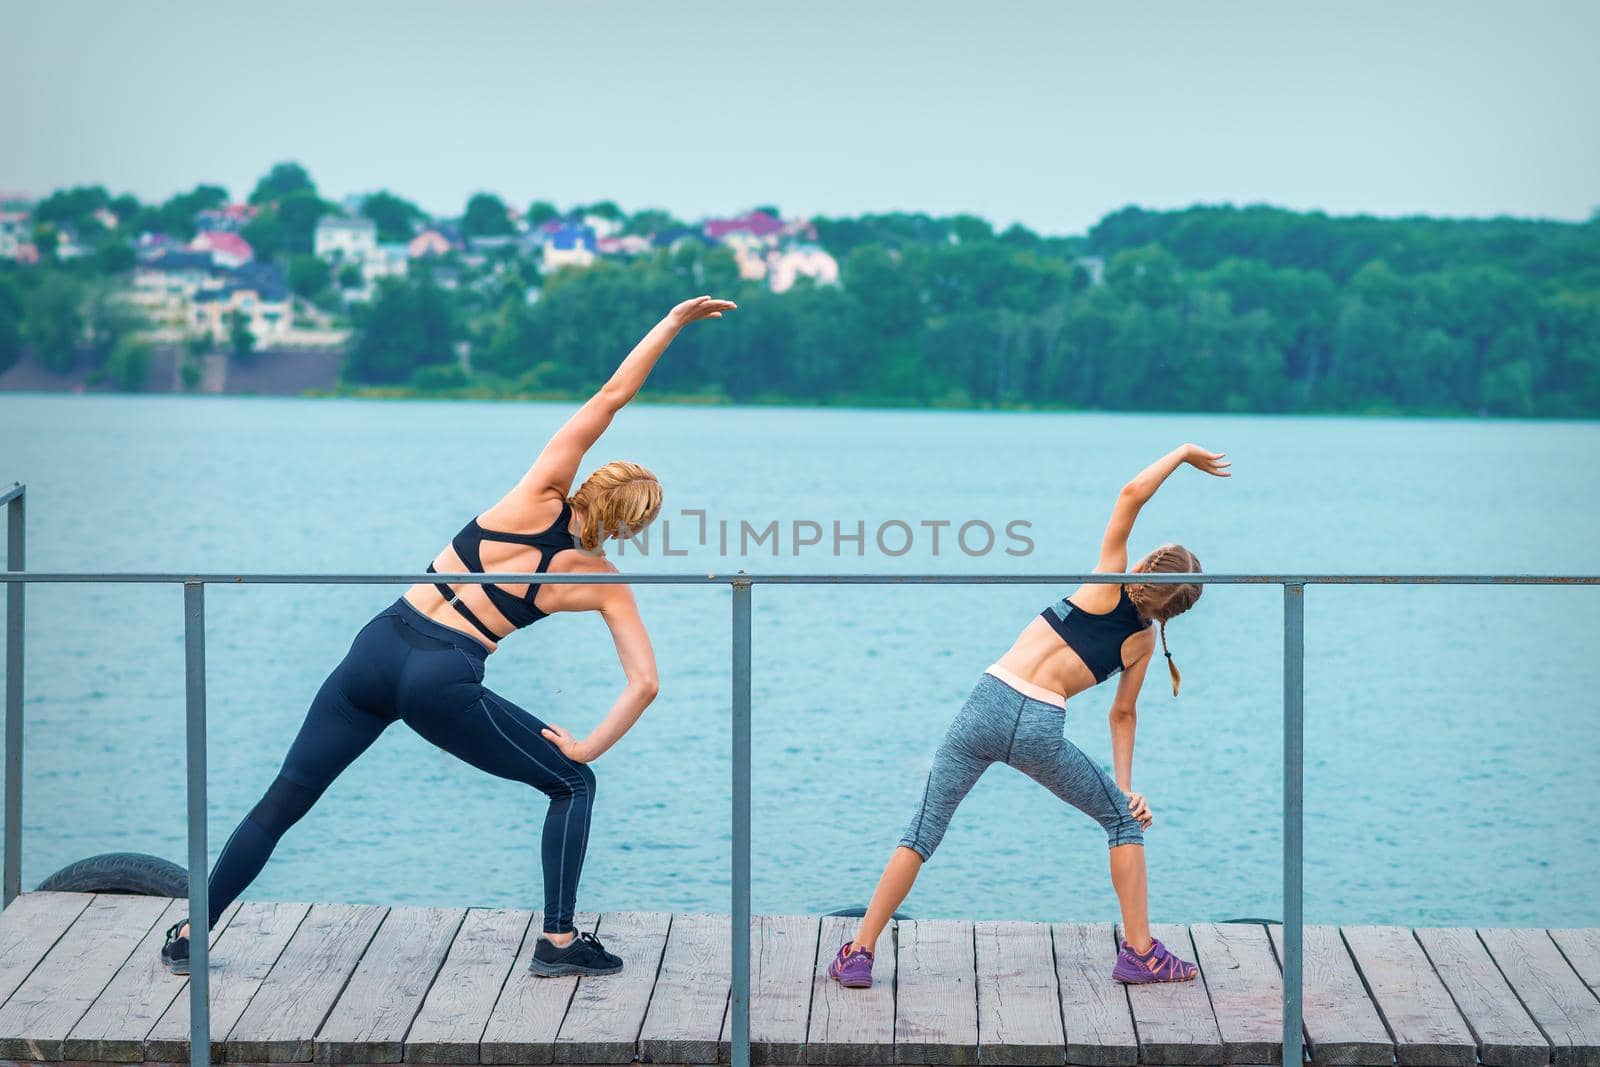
[1095,443,1229,572]
[510,296,736,506]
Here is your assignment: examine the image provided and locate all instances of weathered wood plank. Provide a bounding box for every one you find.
[0,892,93,1013]
[976,919,1064,1066]
[480,911,598,1066]
[1269,923,1392,1065]
[805,915,896,1064]
[1480,927,1600,1067]
[1188,923,1282,1065]
[1050,923,1136,1067]
[405,907,532,1064]
[224,901,386,1062]
[894,919,976,1065]
[144,901,311,1062]
[0,893,170,1061]
[313,905,464,1064]
[1415,926,1550,1067]
[1549,929,1600,999]
[552,910,671,1064]
[718,914,820,1065]
[61,898,241,1062]
[1121,924,1222,1066]
[1341,926,1475,1067]
[640,912,732,1064]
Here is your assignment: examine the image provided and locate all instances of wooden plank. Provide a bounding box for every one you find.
[1341,926,1475,1067]
[1050,923,1136,1067]
[0,892,93,1013]
[61,898,242,1062]
[1480,927,1600,1067]
[552,910,671,1064]
[1550,929,1600,998]
[1120,924,1222,1066]
[975,920,1064,1066]
[313,905,465,1064]
[480,911,598,1065]
[894,919,976,1065]
[0,893,170,1060]
[224,901,386,1062]
[405,907,532,1064]
[805,914,896,1064]
[640,912,732,1064]
[718,914,820,1065]
[1269,923,1393,1065]
[1415,927,1550,1067]
[1188,923,1282,1065]
[144,900,311,1062]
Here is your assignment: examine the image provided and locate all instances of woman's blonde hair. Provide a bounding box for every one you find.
[567,461,663,552]
[1125,543,1202,697]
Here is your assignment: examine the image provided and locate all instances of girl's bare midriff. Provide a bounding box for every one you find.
[994,604,1155,702]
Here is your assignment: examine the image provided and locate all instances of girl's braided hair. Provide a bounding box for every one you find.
[1125,543,1202,696]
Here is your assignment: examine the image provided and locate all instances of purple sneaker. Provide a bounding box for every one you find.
[1112,937,1199,984]
[827,941,875,988]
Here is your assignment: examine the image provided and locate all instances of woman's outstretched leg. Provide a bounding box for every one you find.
[851,845,923,953]
[161,669,393,972]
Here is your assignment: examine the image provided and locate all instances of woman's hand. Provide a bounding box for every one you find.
[540,723,595,763]
[1124,789,1154,829]
[1181,444,1231,477]
[667,295,737,327]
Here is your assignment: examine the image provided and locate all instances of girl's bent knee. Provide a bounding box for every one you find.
[1105,818,1144,848]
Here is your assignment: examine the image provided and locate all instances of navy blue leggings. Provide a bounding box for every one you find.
[206,598,595,934]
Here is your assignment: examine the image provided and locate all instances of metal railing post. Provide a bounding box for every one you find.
[730,579,752,1067]
[1282,581,1305,1065]
[183,581,210,1067]
[4,484,24,906]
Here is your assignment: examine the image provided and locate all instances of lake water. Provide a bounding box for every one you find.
[2,394,1597,927]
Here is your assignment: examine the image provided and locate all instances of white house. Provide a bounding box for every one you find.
[766,245,840,293]
[314,215,378,261]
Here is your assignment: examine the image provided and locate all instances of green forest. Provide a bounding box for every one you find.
[4,183,1598,416]
[357,205,1600,417]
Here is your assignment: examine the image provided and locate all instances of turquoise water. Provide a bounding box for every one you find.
[1,394,1597,926]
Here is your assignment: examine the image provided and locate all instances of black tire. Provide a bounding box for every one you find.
[37,852,188,897]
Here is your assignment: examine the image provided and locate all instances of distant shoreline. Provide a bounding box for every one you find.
[5,378,1592,422]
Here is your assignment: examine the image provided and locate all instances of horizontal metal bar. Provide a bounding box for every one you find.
[0,485,21,509]
[0,571,1596,586]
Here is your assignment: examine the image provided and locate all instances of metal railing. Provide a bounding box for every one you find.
[2,479,1597,1067]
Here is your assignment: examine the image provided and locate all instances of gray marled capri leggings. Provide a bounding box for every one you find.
[900,669,1144,859]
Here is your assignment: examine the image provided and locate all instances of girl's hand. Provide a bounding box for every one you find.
[667,295,737,327]
[1181,445,1231,477]
[1124,790,1154,829]
[540,723,594,763]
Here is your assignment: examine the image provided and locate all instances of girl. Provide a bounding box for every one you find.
[829,443,1229,987]
[161,296,736,979]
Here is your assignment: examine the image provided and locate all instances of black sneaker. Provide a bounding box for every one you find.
[528,931,623,977]
[161,920,190,975]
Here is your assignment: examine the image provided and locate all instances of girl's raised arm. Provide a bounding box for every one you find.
[1095,444,1229,572]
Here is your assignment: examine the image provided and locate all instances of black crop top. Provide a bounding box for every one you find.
[426,503,578,644]
[1039,585,1151,682]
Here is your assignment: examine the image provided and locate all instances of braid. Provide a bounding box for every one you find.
[1128,543,1200,698]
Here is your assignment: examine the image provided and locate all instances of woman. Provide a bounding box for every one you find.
[828,443,1229,988]
[161,295,736,979]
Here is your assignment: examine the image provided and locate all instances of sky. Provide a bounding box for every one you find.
[3,0,1597,236]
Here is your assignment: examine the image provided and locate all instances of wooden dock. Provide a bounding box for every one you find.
[2,892,1598,1066]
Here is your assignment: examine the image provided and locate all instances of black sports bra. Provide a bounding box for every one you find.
[426,503,578,644]
[1039,585,1151,682]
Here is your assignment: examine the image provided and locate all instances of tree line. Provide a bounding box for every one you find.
[357,204,1600,417]
[4,166,1597,416]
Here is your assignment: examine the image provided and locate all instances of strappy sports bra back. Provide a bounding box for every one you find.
[426,502,578,643]
[1039,585,1151,683]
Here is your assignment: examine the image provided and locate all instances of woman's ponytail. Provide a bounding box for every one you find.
[1159,618,1181,697]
